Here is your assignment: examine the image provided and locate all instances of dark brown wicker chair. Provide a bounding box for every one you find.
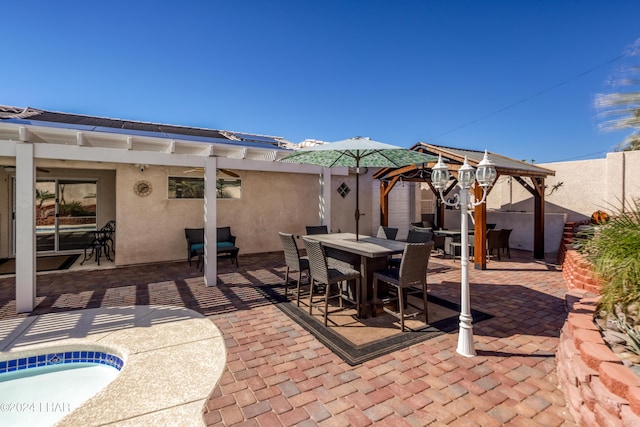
[185,228,204,266]
[373,242,433,332]
[279,232,310,306]
[377,226,399,240]
[302,237,361,327]
[487,228,512,260]
[305,225,329,235]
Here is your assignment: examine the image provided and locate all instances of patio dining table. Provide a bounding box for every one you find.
[302,232,406,318]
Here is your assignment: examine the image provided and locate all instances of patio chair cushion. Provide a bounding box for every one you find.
[216,241,235,248]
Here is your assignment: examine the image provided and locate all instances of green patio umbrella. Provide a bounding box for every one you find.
[280,136,437,240]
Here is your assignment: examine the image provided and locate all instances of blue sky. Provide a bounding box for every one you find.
[2,1,640,163]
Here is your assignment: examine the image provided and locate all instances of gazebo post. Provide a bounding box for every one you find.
[473,184,488,270]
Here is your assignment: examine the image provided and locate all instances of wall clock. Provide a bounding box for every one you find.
[134,180,152,197]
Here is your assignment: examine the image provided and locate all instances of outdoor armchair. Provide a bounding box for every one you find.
[185,228,204,266]
[185,226,238,266]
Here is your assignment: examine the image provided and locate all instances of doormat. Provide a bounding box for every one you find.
[0,254,80,275]
[258,284,492,366]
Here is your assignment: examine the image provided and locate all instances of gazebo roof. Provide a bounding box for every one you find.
[374,142,555,181]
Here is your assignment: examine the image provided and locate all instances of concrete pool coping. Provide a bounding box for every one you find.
[0,305,226,426]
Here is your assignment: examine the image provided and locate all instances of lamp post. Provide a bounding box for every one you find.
[431,150,497,357]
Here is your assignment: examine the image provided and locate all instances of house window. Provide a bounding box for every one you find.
[168,177,242,199]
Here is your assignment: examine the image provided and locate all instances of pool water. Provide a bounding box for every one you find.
[0,363,120,426]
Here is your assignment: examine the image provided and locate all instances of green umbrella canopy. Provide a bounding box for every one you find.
[280,137,437,240]
[280,136,437,168]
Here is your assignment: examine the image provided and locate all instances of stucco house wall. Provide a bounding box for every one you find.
[0,155,372,267]
[477,150,640,253]
[114,167,368,265]
[489,150,640,222]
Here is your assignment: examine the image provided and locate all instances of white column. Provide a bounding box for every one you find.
[15,143,36,313]
[204,157,217,286]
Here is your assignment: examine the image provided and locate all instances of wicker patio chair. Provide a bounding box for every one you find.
[499,229,512,259]
[487,228,512,260]
[302,237,361,327]
[184,228,204,266]
[305,225,329,235]
[388,229,432,268]
[377,226,399,240]
[373,242,433,332]
[279,232,310,306]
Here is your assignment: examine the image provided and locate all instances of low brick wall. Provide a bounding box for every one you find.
[557,221,603,294]
[557,222,640,425]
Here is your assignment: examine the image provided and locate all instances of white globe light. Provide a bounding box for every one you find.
[431,154,450,190]
[476,150,497,187]
[458,157,475,189]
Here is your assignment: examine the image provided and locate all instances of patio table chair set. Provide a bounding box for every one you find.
[80,220,116,266]
[278,228,434,332]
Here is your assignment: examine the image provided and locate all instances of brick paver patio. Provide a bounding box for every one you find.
[0,250,576,426]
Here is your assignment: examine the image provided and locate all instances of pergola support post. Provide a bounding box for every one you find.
[533,178,545,259]
[473,184,488,270]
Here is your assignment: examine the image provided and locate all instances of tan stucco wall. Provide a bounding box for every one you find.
[114,167,376,266]
[488,150,640,222]
[0,158,377,265]
[481,150,640,253]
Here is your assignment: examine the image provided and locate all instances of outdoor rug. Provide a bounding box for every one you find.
[0,254,80,275]
[259,283,492,366]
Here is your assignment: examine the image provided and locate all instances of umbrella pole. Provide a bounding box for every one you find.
[355,158,360,241]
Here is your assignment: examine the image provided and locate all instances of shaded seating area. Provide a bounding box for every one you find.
[374,144,556,268]
[185,226,239,269]
[373,242,433,332]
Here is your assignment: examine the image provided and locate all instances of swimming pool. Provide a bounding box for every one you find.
[0,350,123,426]
[0,306,226,425]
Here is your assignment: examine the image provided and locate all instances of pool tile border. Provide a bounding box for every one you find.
[0,351,124,374]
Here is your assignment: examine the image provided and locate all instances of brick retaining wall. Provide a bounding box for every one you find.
[557,222,640,425]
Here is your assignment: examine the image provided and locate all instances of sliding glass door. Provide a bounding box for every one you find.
[36,180,98,253]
